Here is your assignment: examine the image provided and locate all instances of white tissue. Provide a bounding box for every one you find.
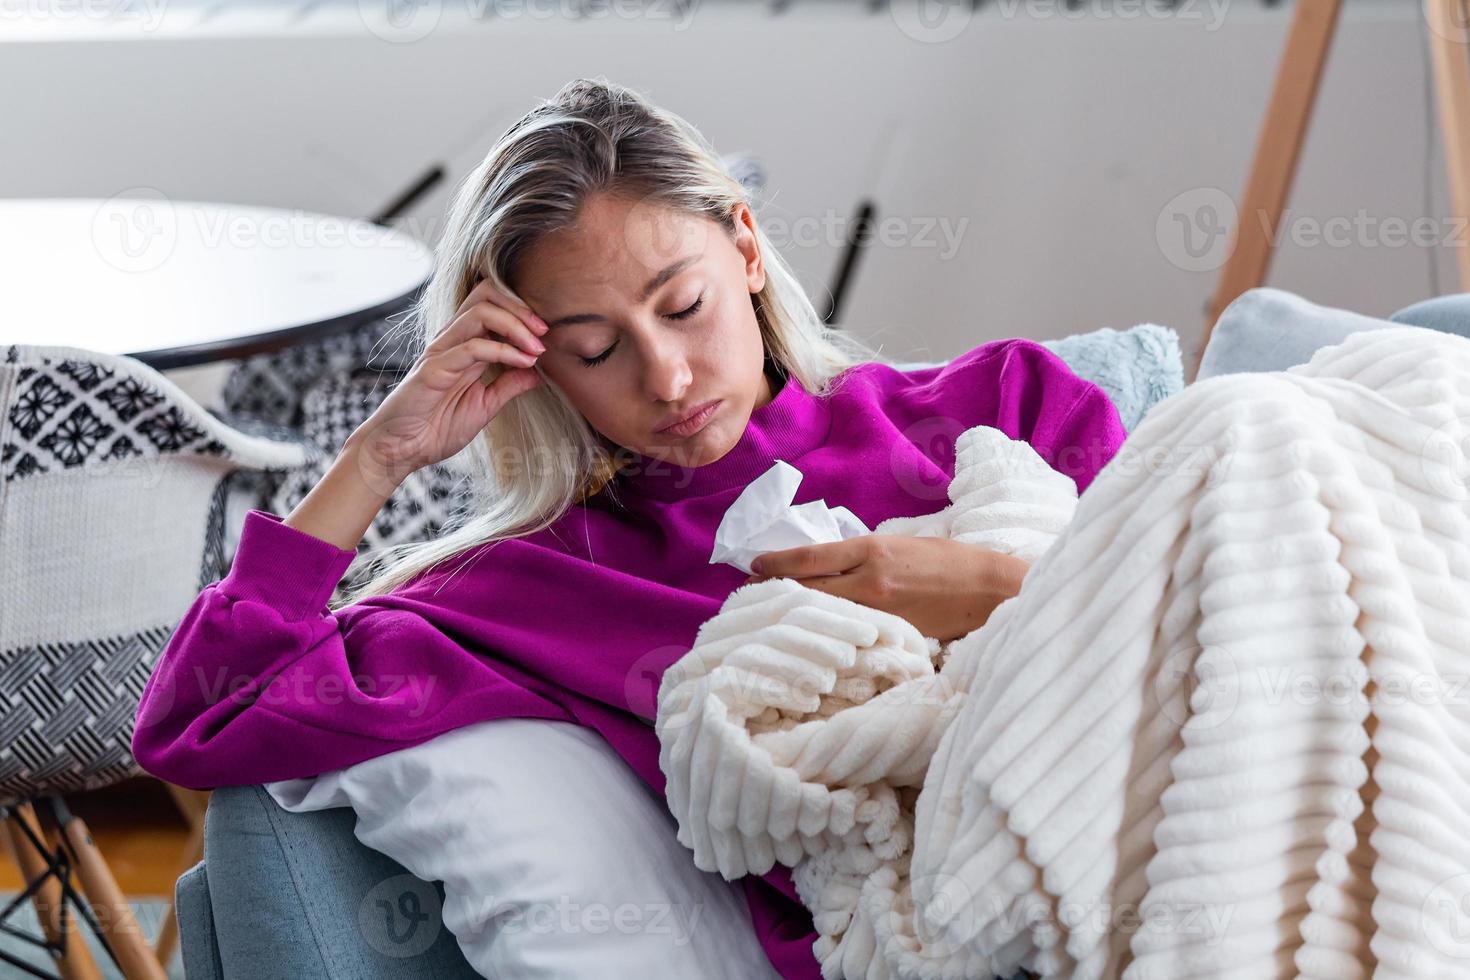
[708,460,871,574]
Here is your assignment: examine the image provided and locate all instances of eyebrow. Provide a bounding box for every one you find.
[542,255,698,328]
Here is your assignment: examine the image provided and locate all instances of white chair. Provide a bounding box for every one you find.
[0,342,321,979]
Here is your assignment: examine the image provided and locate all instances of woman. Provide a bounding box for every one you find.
[132,77,1127,978]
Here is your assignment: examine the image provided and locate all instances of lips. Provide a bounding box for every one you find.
[657,399,721,435]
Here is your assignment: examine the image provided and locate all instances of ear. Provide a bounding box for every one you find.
[732,202,767,294]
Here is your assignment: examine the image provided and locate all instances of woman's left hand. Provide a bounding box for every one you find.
[743,535,1030,643]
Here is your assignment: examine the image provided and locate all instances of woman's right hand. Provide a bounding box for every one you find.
[347,278,549,493]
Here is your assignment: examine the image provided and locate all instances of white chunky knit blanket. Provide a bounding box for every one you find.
[655,325,1470,980]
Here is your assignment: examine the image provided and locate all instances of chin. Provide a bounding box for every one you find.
[699,428,741,464]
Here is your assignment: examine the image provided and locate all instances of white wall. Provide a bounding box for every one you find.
[2,0,1449,402]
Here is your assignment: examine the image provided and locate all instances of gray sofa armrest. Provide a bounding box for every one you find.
[180,785,480,980]
[1197,287,1399,379]
[175,863,223,980]
[1390,293,1470,336]
[1198,287,1470,381]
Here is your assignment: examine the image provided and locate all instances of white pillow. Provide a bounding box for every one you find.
[264,718,781,980]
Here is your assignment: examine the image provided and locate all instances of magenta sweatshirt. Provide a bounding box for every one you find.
[132,336,1127,980]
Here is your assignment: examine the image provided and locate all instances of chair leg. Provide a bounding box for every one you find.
[3,802,103,980]
[46,799,168,980]
[151,784,209,966]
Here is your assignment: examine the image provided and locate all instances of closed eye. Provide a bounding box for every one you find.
[578,295,705,368]
[667,295,704,321]
[580,346,615,368]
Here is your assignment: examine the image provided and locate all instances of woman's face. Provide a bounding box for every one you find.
[511,192,773,468]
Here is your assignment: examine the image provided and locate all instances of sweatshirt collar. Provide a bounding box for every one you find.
[611,368,835,502]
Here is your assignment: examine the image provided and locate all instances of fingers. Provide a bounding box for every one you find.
[430,302,547,362]
[476,362,542,414]
[453,275,540,328]
[430,283,548,360]
[753,537,870,579]
[434,336,541,377]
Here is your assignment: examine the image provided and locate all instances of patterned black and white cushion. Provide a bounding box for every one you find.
[220,314,416,428]
[0,344,318,805]
[218,312,421,563]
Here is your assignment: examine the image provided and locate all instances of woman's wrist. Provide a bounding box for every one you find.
[932,545,1031,643]
[283,439,403,552]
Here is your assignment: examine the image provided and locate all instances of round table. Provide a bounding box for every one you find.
[0,196,434,369]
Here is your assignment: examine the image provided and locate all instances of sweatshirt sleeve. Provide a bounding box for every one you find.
[901,337,1128,495]
[131,509,569,790]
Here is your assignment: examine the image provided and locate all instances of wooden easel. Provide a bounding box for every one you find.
[1192,0,1470,380]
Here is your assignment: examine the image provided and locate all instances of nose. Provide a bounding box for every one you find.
[642,335,693,406]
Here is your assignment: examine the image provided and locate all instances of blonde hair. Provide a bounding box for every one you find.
[334,77,889,607]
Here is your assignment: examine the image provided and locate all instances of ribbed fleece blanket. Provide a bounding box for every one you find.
[658,324,1470,979]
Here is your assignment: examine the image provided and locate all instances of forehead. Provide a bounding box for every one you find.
[516,194,720,299]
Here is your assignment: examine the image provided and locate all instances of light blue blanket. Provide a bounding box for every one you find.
[1042,322,1183,432]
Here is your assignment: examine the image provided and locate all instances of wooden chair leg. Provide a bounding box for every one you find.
[151,784,209,966]
[47,799,167,980]
[159,785,209,834]
[3,802,103,980]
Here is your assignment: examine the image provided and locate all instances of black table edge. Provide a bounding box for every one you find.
[126,279,429,371]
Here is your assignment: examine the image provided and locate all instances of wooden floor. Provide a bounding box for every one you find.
[1,778,194,897]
